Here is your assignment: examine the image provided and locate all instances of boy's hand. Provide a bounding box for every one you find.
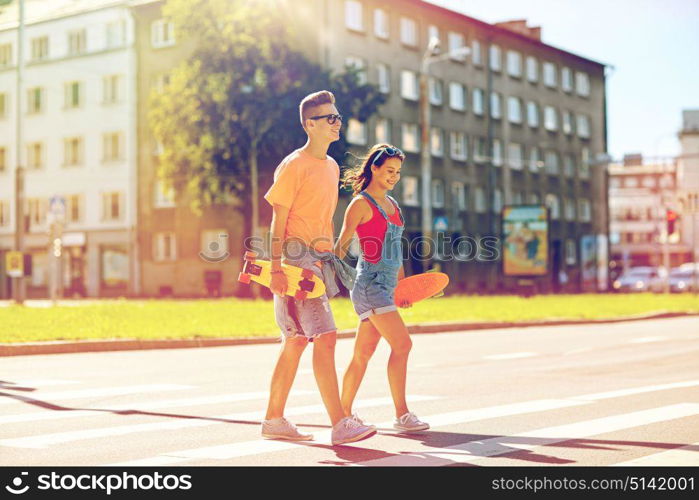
[270,272,288,297]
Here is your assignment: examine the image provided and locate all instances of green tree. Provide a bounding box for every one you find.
[149,0,386,256]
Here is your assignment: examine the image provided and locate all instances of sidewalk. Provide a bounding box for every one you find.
[1,311,696,357]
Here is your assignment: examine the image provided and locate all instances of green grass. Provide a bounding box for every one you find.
[1,293,698,343]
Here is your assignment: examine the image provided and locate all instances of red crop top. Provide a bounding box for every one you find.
[355,197,403,263]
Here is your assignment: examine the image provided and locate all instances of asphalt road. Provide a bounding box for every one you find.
[1,316,698,467]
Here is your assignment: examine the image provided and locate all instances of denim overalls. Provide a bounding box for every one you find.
[350,191,405,320]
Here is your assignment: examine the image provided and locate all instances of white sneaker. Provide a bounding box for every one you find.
[261,417,313,441]
[332,416,377,445]
[350,412,377,431]
[394,412,430,432]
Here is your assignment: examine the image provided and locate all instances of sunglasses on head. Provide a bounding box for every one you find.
[372,146,405,165]
[308,113,343,125]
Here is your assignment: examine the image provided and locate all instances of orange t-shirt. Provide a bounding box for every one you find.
[264,149,339,253]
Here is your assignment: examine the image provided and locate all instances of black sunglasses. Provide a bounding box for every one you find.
[373,146,405,165]
[308,113,343,125]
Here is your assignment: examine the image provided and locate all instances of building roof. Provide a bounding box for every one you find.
[421,0,608,68]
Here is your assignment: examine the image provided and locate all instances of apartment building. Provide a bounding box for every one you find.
[0,0,138,298]
[287,0,609,293]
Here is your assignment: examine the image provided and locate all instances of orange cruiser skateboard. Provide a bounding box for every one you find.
[394,272,449,307]
[238,252,326,300]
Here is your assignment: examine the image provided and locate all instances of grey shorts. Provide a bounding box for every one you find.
[273,263,336,341]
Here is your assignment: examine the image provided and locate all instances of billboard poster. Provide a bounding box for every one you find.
[502,205,549,276]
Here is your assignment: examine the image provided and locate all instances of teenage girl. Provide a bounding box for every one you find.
[334,144,429,432]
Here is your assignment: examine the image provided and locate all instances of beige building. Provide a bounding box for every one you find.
[677,109,699,266]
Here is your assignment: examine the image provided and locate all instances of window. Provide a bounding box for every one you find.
[28,198,47,227]
[400,70,418,101]
[450,132,467,161]
[375,118,391,144]
[449,82,466,111]
[578,198,591,222]
[345,56,367,84]
[506,51,522,77]
[151,19,175,48]
[0,43,11,68]
[545,150,559,174]
[402,176,419,206]
[154,180,175,208]
[347,119,368,145]
[376,63,390,93]
[543,62,557,88]
[102,192,123,221]
[0,147,5,172]
[374,8,388,39]
[103,132,123,162]
[153,73,170,93]
[473,88,484,116]
[153,232,177,261]
[452,182,466,211]
[508,143,523,170]
[64,81,83,109]
[27,87,44,114]
[27,142,43,169]
[0,92,7,119]
[563,154,575,177]
[625,177,638,188]
[492,139,503,166]
[103,75,121,104]
[401,123,419,153]
[492,188,502,213]
[475,187,486,213]
[526,56,537,82]
[565,239,577,264]
[529,192,541,204]
[580,147,591,179]
[430,127,444,157]
[429,77,443,105]
[0,200,9,226]
[576,71,590,97]
[512,190,524,205]
[63,137,83,166]
[489,44,501,71]
[529,147,542,171]
[345,1,363,31]
[472,39,482,65]
[62,194,80,223]
[67,29,86,56]
[561,67,573,92]
[527,101,539,127]
[431,179,444,208]
[544,106,558,131]
[31,36,49,61]
[507,97,522,124]
[106,19,126,48]
[400,17,417,47]
[448,32,466,61]
[490,92,502,119]
[545,194,560,219]
[564,199,576,221]
[474,137,487,163]
[428,25,440,50]
[577,114,590,139]
[562,110,573,135]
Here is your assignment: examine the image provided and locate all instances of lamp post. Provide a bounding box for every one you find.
[12,0,26,304]
[419,37,469,272]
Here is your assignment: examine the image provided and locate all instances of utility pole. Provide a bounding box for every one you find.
[13,0,26,304]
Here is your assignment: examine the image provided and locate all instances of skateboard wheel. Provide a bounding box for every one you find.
[238,272,251,284]
[301,268,314,279]
[294,290,308,300]
[244,251,257,261]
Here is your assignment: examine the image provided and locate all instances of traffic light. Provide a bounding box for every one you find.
[666,209,679,235]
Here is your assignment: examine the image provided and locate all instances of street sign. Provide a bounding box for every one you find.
[6,251,23,278]
[433,216,448,232]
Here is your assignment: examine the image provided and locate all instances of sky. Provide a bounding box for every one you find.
[431,0,699,162]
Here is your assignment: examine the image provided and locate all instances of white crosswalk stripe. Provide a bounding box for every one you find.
[0,384,191,406]
[613,441,699,466]
[0,395,440,449]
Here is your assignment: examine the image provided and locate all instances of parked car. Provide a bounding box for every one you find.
[669,267,699,293]
[612,266,666,292]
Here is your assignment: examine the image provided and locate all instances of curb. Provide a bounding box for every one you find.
[1,311,697,357]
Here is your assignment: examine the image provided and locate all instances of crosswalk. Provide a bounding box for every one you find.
[1,378,698,466]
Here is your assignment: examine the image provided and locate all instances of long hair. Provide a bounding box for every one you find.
[341,143,404,196]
